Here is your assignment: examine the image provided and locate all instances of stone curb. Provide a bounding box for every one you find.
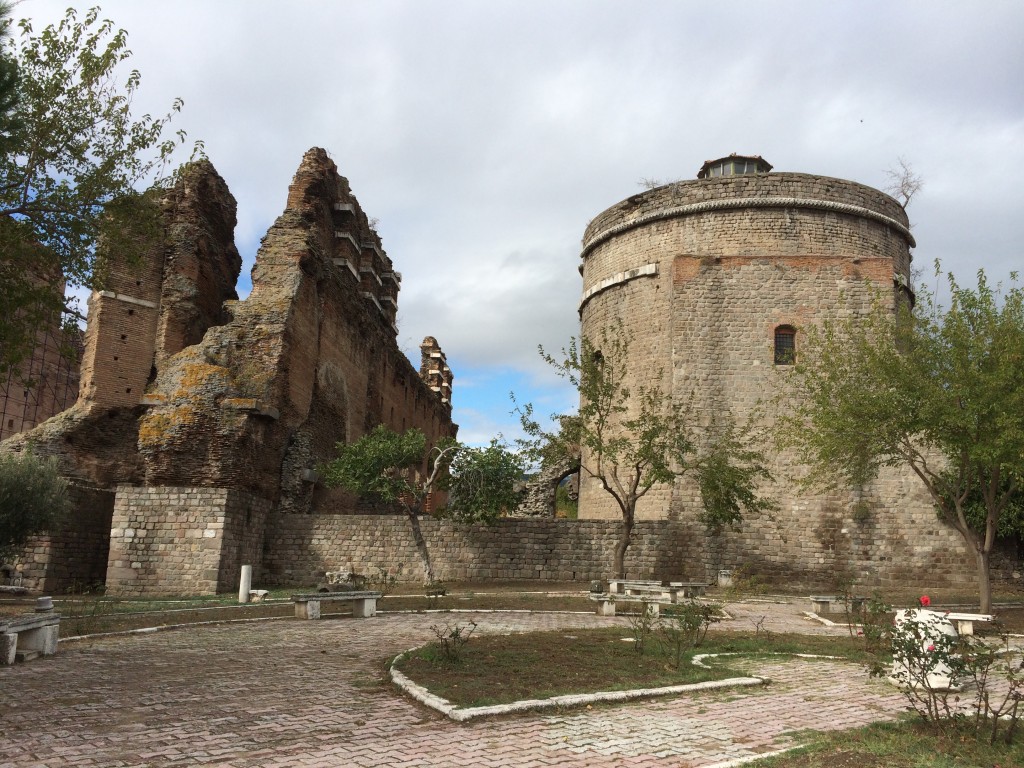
[392,648,855,723]
[706,746,800,767]
[390,651,765,722]
[59,614,291,643]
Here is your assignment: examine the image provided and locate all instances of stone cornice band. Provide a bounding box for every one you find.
[578,262,658,312]
[580,196,916,260]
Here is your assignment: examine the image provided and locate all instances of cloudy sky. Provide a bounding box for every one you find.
[23,0,1024,444]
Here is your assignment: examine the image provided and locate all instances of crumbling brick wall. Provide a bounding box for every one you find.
[137,148,456,512]
[0,312,81,443]
[1,160,242,488]
[2,149,457,595]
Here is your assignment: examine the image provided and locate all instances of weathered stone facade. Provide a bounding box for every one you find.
[2,149,457,595]
[576,159,976,588]
[106,486,272,596]
[261,514,693,586]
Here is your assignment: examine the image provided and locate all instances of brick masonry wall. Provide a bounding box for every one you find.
[575,170,983,589]
[76,238,165,410]
[8,485,114,593]
[260,514,696,587]
[0,324,80,443]
[106,486,271,596]
[138,149,456,509]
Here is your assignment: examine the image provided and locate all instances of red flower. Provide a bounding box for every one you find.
[919,595,931,607]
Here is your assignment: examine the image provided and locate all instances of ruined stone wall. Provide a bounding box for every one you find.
[76,235,166,410]
[577,169,975,588]
[1,161,242,489]
[106,486,272,596]
[260,514,693,586]
[138,149,455,514]
[2,150,456,595]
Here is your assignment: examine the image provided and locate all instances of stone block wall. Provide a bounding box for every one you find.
[216,491,274,593]
[260,514,696,586]
[569,166,987,589]
[8,485,114,593]
[106,486,271,596]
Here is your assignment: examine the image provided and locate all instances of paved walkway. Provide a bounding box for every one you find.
[0,599,909,767]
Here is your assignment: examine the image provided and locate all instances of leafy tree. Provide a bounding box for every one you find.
[0,2,20,155]
[778,266,1024,613]
[321,426,523,583]
[0,452,69,562]
[443,439,525,523]
[519,327,775,578]
[0,6,195,374]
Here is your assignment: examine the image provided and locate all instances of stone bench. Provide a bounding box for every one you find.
[666,581,710,599]
[590,592,680,617]
[944,612,992,636]
[606,579,710,601]
[1,600,60,665]
[291,591,381,620]
[809,595,869,615]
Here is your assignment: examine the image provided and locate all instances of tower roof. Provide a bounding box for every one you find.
[697,154,772,179]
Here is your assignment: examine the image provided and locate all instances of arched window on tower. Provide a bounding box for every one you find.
[774,325,796,366]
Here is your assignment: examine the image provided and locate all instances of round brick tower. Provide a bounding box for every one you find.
[577,155,969,587]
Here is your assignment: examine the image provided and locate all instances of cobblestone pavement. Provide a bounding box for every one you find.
[0,599,910,767]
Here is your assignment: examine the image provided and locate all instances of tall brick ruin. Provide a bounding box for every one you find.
[576,154,974,589]
[0,300,81,444]
[2,148,456,595]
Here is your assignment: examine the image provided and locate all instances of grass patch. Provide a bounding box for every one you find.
[756,718,1024,767]
[392,629,871,709]
[57,600,296,636]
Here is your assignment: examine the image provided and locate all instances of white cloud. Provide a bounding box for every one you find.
[27,0,1024,439]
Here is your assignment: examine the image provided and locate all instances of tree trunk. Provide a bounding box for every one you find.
[613,512,635,579]
[976,549,992,614]
[406,510,435,584]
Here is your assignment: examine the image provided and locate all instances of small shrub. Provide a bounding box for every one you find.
[368,563,402,603]
[849,592,891,653]
[428,620,477,663]
[624,600,658,655]
[722,565,768,599]
[659,599,722,669]
[874,607,1024,744]
[59,583,119,636]
[425,581,447,608]
[0,452,69,561]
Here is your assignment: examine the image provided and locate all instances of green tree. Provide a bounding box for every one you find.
[520,328,775,578]
[321,426,523,583]
[444,439,525,523]
[0,2,20,155]
[0,6,194,374]
[0,452,69,562]
[779,266,1024,613]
